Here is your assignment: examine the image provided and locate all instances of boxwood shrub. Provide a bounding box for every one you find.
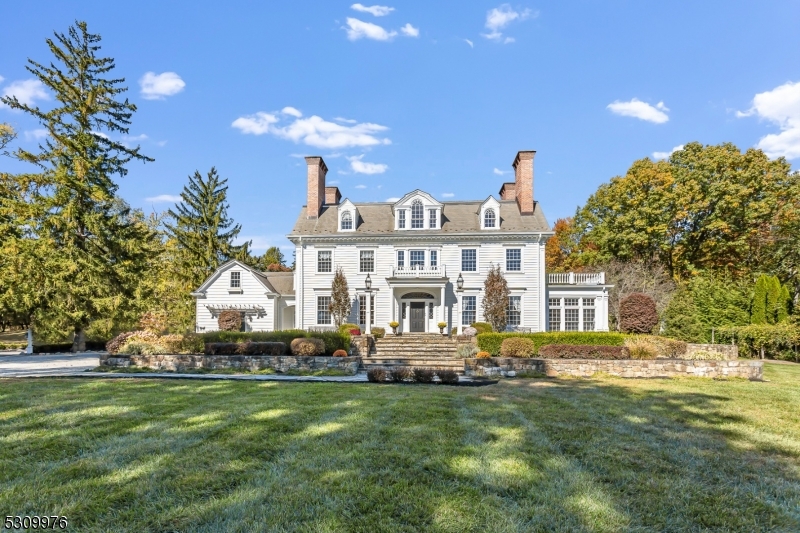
[200,329,349,355]
[477,331,625,356]
[538,344,630,360]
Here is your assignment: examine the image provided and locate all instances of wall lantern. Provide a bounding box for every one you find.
[365,273,372,291]
[456,273,464,290]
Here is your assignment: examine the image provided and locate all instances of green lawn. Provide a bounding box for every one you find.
[1,365,799,532]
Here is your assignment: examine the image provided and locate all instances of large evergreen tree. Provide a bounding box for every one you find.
[165,167,251,291]
[1,21,154,350]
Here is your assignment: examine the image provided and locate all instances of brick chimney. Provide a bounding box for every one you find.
[324,186,341,205]
[498,182,516,200]
[512,150,535,215]
[305,156,327,218]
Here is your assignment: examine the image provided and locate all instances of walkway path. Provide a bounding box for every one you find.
[0,353,101,377]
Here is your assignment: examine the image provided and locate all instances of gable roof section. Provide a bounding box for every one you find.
[192,260,295,296]
[289,199,550,236]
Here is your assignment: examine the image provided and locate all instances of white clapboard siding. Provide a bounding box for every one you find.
[195,262,276,332]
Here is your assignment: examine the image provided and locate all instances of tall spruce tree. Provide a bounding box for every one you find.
[165,167,251,291]
[1,21,154,350]
[751,275,769,324]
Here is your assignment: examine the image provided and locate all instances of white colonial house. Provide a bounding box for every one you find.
[193,150,611,334]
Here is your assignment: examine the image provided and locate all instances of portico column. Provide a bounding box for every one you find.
[456,290,463,335]
[365,291,372,335]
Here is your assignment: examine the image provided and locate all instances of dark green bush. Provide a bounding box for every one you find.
[367,367,392,382]
[470,322,494,334]
[538,344,630,360]
[437,369,459,384]
[413,368,435,383]
[34,341,108,353]
[201,330,349,355]
[390,367,414,382]
[477,331,625,356]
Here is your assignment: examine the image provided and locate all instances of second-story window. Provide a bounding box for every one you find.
[410,250,425,268]
[484,208,496,228]
[429,209,438,229]
[411,200,424,228]
[398,210,406,229]
[430,250,438,268]
[360,250,374,273]
[341,211,353,230]
[318,250,332,273]
[230,271,241,288]
[461,249,477,272]
[506,248,521,271]
[397,250,405,268]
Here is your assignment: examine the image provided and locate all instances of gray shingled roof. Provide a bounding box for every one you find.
[252,271,295,296]
[289,200,550,236]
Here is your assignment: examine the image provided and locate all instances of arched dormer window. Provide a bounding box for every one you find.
[341,211,353,230]
[411,200,424,229]
[484,208,496,228]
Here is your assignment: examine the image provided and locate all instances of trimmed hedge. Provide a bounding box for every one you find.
[477,332,626,356]
[204,342,286,356]
[200,330,349,355]
[34,341,108,353]
[500,337,536,357]
[470,322,493,334]
[538,344,630,360]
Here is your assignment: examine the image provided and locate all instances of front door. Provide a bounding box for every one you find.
[410,302,425,332]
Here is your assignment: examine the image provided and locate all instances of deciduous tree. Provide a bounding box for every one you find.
[482,264,510,332]
[329,266,351,327]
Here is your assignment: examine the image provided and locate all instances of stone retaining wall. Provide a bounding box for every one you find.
[465,357,763,380]
[350,335,376,357]
[100,353,361,374]
[686,343,738,360]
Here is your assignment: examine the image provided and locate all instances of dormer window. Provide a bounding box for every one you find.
[341,211,353,230]
[411,200,424,229]
[398,210,406,228]
[484,208,496,228]
[429,209,438,229]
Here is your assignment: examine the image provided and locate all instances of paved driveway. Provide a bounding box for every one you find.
[0,353,101,377]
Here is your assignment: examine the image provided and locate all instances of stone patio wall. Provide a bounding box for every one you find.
[465,357,763,380]
[100,353,361,374]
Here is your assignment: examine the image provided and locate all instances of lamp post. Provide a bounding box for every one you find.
[364,273,372,335]
[456,273,464,335]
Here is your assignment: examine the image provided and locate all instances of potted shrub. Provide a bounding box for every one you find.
[437,321,447,335]
[389,321,400,335]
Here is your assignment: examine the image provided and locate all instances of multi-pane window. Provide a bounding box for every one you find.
[548,298,561,331]
[359,250,374,273]
[461,249,477,271]
[507,296,521,326]
[317,296,331,324]
[341,211,353,230]
[429,209,438,229]
[398,210,406,229]
[317,250,332,273]
[430,250,438,268]
[564,298,579,331]
[429,302,434,319]
[359,295,375,326]
[411,200,424,228]
[583,298,595,331]
[506,249,521,271]
[462,295,476,325]
[410,250,425,268]
[484,208,496,228]
[230,271,241,288]
[397,250,405,268]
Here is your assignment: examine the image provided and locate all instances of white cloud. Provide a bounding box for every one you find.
[90,130,109,139]
[464,39,474,48]
[0,76,4,83]
[24,129,48,141]
[493,167,510,175]
[652,144,684,160]
[351,3,394,16]
[334,117,357,124]
[400,23,419,37]
[233,109,391,149]
[441,193,455,198]
[482,4,533,41]
[344,18,397,41]
[157,140,168,147]
[504,37,515,44]
[607,98,670,124]
[0,79,49,108]
[355,184,367,189]
[348,154,388,174]
[281,106,303,117]
[123,134,148,142]
[139,72,185,100]
[328,179,341,185]
[386,197,400,202]
[145,194,182,203]
[737,81,800,159]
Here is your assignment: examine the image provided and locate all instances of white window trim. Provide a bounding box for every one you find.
[504,247,523,273]
[358,248,377,274]
[460,247,480,273]
[316,294,333,326]
[315,248,335,275]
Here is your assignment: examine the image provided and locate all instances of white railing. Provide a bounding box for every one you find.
[392,265,447,278]
[547,272,605,285]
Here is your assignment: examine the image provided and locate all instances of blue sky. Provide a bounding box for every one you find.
[2,1,799,257]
